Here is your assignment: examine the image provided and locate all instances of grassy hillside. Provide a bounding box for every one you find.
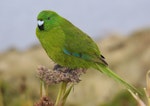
[0,28,150,106]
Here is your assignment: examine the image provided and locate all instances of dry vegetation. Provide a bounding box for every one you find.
[0,28,150,106]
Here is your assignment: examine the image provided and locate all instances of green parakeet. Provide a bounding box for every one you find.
[36,10,140,94]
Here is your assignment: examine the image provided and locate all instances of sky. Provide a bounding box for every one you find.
[0,0,150,51]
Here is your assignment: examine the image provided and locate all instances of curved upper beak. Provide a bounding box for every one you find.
[38,20,44,26]
[37,20,44,30]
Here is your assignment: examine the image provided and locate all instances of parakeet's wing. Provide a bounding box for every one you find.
[60,19,107,65]
[60,20,142,95]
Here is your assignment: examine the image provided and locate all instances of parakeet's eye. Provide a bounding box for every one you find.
[47,17,50,20]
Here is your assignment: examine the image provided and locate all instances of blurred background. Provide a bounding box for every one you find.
[0,0,150,106]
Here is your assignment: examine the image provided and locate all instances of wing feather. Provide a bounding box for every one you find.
[59,18,107,65]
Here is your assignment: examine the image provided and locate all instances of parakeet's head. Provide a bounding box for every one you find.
[37,10,60,31]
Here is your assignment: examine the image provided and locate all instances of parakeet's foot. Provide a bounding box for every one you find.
[53,64,63,71]
[53,64,76,73]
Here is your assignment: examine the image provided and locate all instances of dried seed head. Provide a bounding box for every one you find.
[34,96,54,106]
[37,65,86,85]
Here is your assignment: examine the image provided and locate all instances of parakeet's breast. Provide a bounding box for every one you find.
[42,43,94,69]
[36,30,94,69]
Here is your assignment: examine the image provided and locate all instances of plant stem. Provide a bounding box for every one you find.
[40,80,46,97]
[61,84,74,106]
[55,82,67,106]
[148,98,150,106]
[0,89,4,106]
[45,85,49,96]
[40,80,42,97]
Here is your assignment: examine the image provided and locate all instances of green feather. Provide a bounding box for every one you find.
[95,64,142,95]
[63,48,94,61]
[36,10,141,95]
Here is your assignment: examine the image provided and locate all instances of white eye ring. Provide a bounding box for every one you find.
[38,20,44,26]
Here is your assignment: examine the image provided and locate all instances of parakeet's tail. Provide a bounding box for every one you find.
[95,64,142,95]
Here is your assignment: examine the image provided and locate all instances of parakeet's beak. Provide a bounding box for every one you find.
[37,20,44,30]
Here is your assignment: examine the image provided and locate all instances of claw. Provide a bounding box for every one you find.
[53,64,63,71]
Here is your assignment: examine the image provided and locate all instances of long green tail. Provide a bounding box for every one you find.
[96,64,142,95]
